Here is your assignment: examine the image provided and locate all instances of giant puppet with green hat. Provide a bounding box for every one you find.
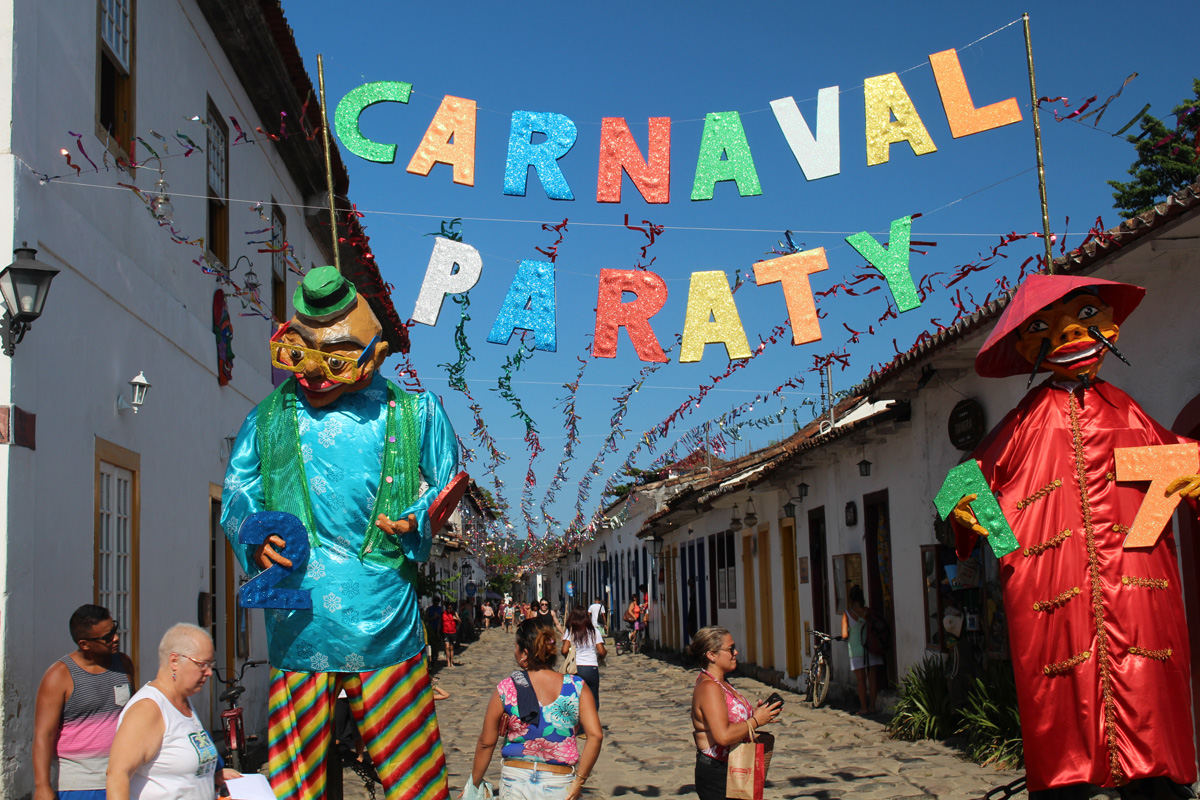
[221,266,467,800]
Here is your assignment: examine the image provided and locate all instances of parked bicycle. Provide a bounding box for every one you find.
[805,630,844,708]
[213,659,267,773]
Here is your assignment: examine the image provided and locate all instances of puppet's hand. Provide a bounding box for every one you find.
[952,494,990,538]
[254,535,293,570]
[376,513,418,537]
[1165,474,1200,500]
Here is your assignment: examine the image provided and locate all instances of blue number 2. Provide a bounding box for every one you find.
[238,512,313,610]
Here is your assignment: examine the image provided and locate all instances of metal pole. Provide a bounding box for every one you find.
[1022,13,1054,274]
[316,55,341,273]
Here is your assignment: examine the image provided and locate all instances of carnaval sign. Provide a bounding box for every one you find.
[336,46,1024,364]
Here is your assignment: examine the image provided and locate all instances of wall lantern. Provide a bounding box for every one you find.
[0,245,60,357]
[430,539,446,558]
[598,544,608,563]
[742,496,758,527]
[650,535,664,559]
[117,372,152,414]
[857,459,873,477]
[729,503,743,532]
[573,548,582,564]
[845,501,859,527]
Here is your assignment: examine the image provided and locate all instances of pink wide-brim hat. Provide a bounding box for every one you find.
[975,274,1145,378]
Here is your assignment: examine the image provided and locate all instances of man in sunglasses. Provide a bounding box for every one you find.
[223,267,461,800]
[33,604,133,800]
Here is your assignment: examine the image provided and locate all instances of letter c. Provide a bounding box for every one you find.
[334,81,412,163]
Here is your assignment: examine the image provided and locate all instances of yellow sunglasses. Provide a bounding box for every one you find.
[269,326,379,385]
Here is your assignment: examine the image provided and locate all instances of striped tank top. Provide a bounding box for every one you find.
[56,654,131,790]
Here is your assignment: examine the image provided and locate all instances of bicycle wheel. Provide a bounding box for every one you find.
[811,656,830,708]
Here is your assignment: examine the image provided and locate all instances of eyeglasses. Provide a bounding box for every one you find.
[81,621,119,644]
[718,645,738,654]
[268,324,378,385]
[175,653,217,672]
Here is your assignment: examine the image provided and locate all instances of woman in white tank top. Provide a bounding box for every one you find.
[107,624,234,800]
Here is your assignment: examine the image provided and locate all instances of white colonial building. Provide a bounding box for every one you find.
[0,1,407,795]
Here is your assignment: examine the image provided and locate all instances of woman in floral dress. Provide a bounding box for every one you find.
[465,619,602,799]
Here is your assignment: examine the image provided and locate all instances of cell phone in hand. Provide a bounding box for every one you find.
[766,691,785,708]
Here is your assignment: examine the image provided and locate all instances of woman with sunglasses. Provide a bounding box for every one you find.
[465,620,602,799]
[688,627,781,800]
[107,624,238,800]
[533,600,561,634]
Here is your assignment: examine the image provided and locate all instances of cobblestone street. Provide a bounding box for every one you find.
[338,626,1030,799]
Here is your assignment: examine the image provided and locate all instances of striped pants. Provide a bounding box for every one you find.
[267,651,449,800]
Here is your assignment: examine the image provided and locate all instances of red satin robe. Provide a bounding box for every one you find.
[956,380,1196,791]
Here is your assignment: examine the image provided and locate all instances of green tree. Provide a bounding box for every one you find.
[1108,79,1200,218]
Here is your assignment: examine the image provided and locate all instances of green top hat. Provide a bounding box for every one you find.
[293,266,358,322]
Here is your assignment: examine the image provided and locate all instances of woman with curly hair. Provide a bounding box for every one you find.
[466,619,602,799]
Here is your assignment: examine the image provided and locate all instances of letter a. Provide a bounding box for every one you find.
[487,260,557,352]
[679,271,751,363]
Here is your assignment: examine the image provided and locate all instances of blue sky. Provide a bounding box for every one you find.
[282,0,1199,539]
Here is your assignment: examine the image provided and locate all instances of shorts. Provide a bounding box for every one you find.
[443,632,458,645]
[850,652,884,671]
[499,763,576,799]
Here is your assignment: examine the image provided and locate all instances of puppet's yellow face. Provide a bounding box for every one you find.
[1014,293,1118,382]
[273,301,388,408]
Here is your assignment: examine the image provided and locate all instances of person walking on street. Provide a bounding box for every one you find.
[483,601,494,629]
[623,594,642,651]
[586,597,606,638]
[533,600,561,633]
[106,624,238,800]
[842,584,882,715]
[688,626,781,800]
[503,602,516,633]
[34,604,134,800]
[561,607,606,709]
[443,604,461,668]
[465,619,602,800]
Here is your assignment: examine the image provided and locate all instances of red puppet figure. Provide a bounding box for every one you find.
[949,275,1200,795]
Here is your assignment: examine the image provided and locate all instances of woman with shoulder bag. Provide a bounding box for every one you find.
[688,627,781,800]
[561,607,606,709]
[465,620,602,800]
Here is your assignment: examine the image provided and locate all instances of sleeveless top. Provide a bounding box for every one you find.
[119,684,219,800]
[845,610,867,659]
[695,670,753,762]
[497,673,584,765]
[56,654,132,790]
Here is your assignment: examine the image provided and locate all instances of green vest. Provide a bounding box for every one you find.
[256,378,420,569]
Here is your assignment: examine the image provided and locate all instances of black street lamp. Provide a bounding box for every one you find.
[0,245,59,357]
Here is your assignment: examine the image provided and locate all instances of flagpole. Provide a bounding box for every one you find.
[1022,13,1054,274]
[316,54,341,273]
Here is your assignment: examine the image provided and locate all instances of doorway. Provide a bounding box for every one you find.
[1172,395,1200,772]
[780,519,801,678]
[862,490,896,684]
[808,507,830,635]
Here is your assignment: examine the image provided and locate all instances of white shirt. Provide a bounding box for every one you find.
[118,683,218,800]
[587,602,605,629]
[563,627,601,667]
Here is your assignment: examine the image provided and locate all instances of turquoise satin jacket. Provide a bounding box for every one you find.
[221,374,458,672]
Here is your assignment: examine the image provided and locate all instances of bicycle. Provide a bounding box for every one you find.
[213,659,267,773]
[804,630,843,708]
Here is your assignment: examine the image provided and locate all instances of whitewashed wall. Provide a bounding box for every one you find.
[0,1,346,794]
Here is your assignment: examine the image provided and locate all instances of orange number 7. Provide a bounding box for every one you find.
[1113,443,1199,548]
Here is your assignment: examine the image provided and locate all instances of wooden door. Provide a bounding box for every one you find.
[780,519,801,677]
[741,534,757,665]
